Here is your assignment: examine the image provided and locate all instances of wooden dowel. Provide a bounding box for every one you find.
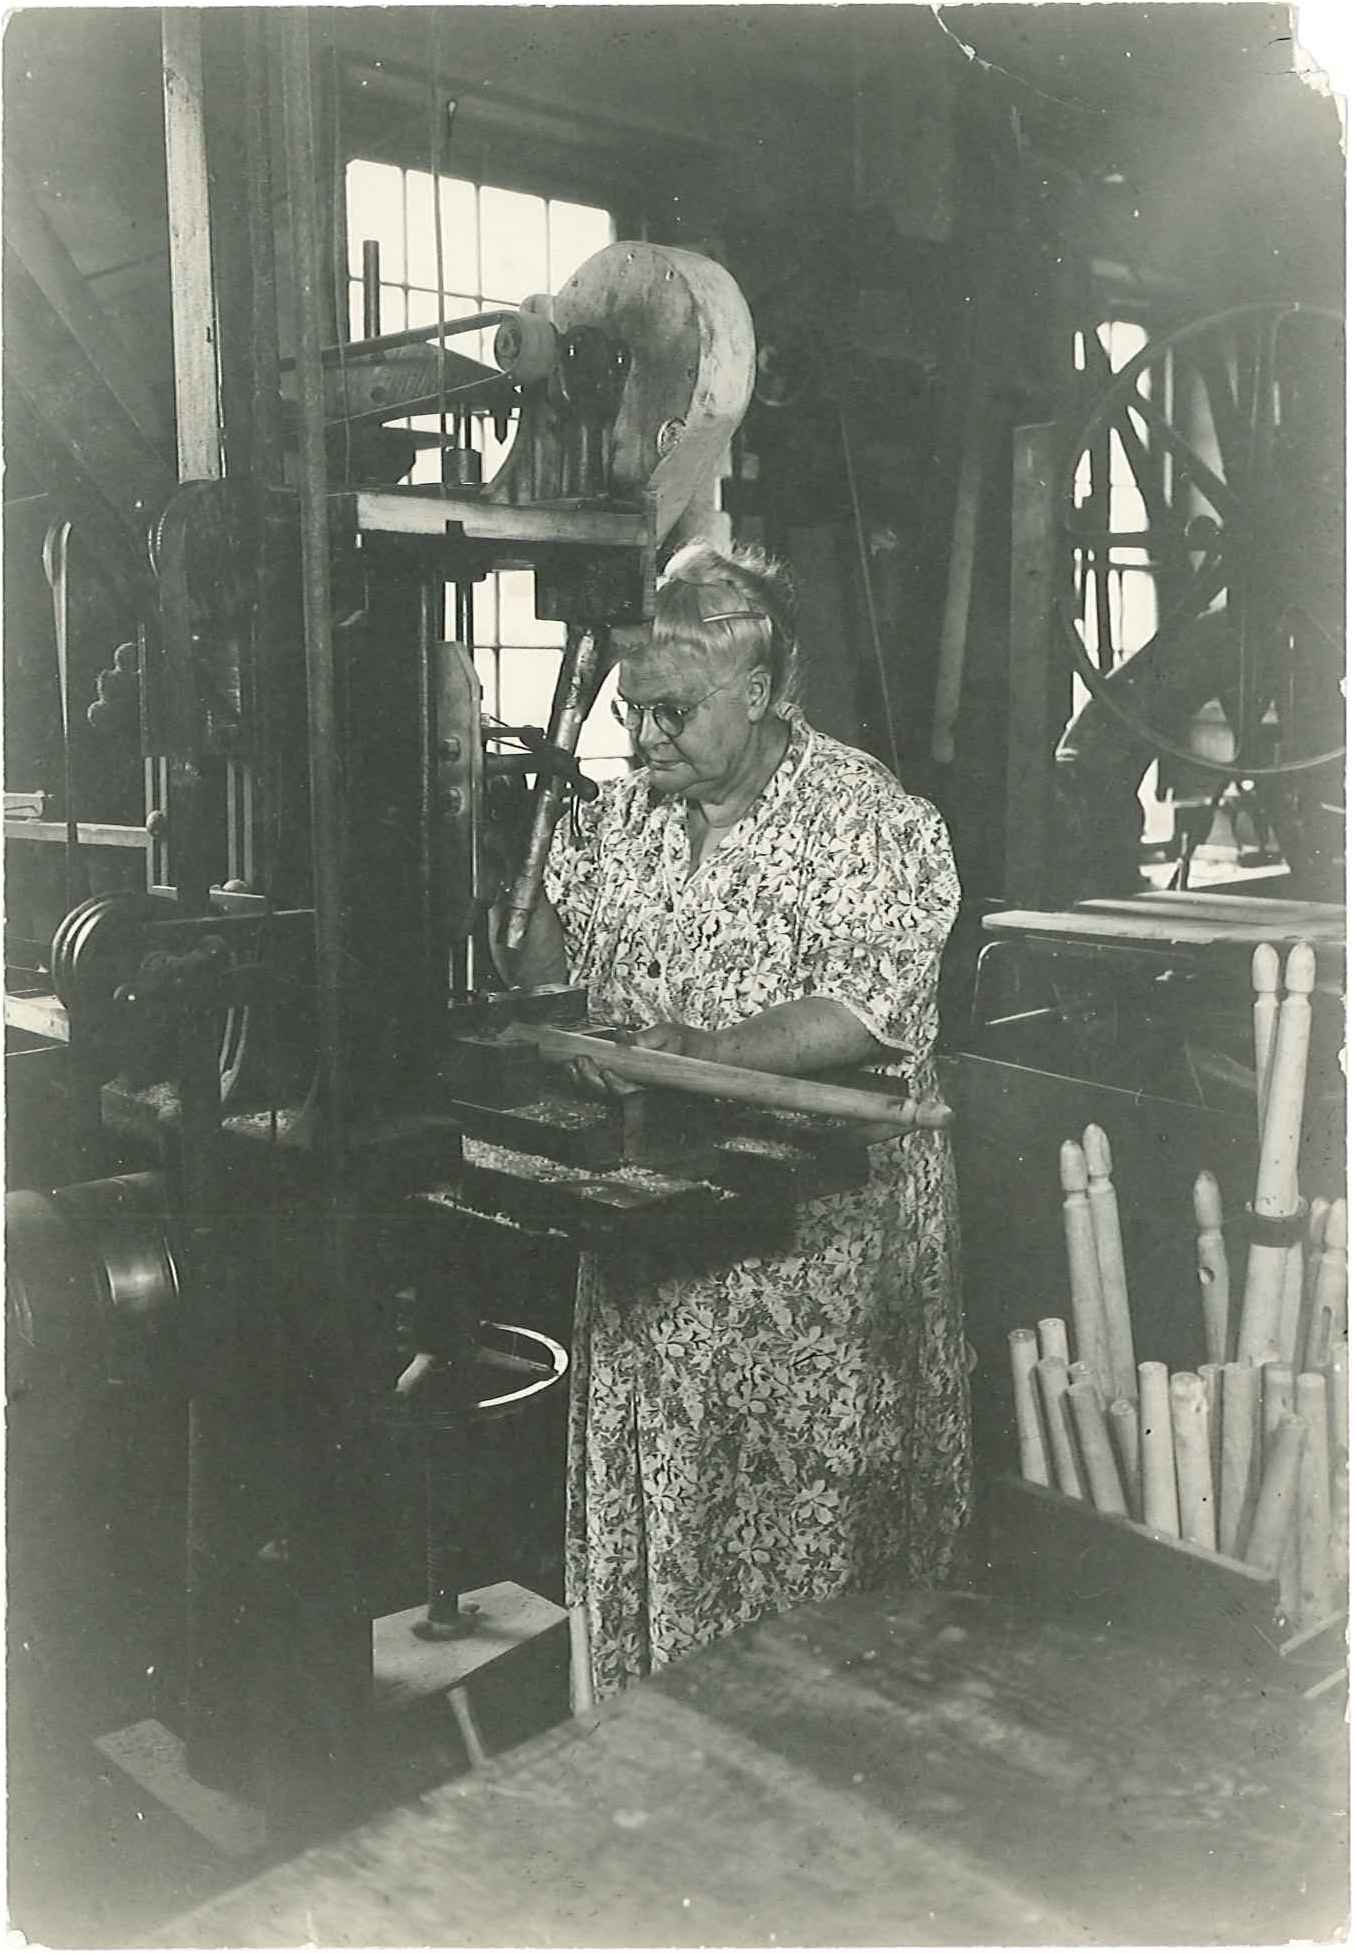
[1278,1242,1306,1374]
[1261,1361,1299,1619]
[1035,1357,1085,1500]
[1237,943,1315,1362]
[1307,1199,1348,1370]
[1138,1360,1180,1537]
[1242,1412,1306,1580]
[529,1027,953,1129]
[1299,1196,1333,1369]
[1083,1125,1137,1401]
[1170,1371,1216,1552]
[1193,1170,1231,1367]
[1219,1362,1261,1558]
[1067,1360,1098,1394]
[1330,1459,1349,1594]
[1295,1371,1334,1630]
[568,1601,595,1718]
[1036,1317,1069,1364]
[1060,1141,1112,1401]
[1068,1380,1128,1515]
[1107,1397,1141,1521]
[1251,941,1280,1142]
[1327,1336,1348,1465]
[1198,1361,1222,1493]
[1008,1329,1050,1486]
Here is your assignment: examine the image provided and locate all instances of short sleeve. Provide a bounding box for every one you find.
[543,788,609,969]
[795,786,960,1062]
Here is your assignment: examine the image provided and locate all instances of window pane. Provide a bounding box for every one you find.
[346,160,405,280]
[577,667,629,764]
[405,172,478,294]
[548,199,612,285]
[479,186,549,304]
[497,569,561,648]
[498,645,562,732]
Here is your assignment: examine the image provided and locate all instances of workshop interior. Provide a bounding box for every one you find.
[3,3,1348,1944]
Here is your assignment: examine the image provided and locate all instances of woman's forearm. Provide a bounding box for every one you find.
[700,997,883,1076]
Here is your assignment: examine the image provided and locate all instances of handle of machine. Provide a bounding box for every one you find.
[502,628,609,951]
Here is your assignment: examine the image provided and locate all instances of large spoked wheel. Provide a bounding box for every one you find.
[1058,301,1344,779]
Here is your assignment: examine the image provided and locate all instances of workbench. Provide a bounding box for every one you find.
[160,1587,1346,1947]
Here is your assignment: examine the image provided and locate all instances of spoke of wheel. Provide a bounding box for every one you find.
[1088,416,1115,670]
[1123,391,1240,520]
[1188,340,1245,486]
[1235,312,1281,762]
[1072,550,1230,709]
[1082,329,1181,540]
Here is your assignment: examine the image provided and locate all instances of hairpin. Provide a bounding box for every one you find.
[701,609,767,625]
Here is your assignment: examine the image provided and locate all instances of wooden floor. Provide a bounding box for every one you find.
[161,1586,1348,1949]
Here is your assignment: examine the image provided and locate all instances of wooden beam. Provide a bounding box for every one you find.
[2,166,168,452]
[1003,423,1063,909]
[161,9,223,481]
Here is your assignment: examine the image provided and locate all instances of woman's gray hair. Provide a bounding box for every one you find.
[654,541,800,709]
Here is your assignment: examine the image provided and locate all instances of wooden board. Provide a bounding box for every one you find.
[985,905,1347,950]
[157,1588,1346,1948]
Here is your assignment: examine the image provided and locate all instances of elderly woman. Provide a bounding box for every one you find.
[514,541,971,1701]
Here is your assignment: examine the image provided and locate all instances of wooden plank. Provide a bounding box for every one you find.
[157,1587,1347,1950]
[2,167,169,452]
[986,1474,1283,1668]
[5,819,150,849]
[161,10,222,481]
[1003,424,1063,908]
[353,489,650,548]
[930,372,988,764]
[983,906,1346,949]
[1080,893,1345,931]
[4,994,70,1043]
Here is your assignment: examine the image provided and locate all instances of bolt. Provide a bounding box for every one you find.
[146,809,168,837]
[442,788,464,816]
[439,736,462,760]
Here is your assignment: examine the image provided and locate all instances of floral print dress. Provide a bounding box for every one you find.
[544,712,972,1699]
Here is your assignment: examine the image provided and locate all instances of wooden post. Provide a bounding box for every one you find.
[1243,1413,1306,1580]
[1219,1362,1261,1557]
[1107,1398,1141,1520]
[1035,1357,1085,1500]
[1009,1329,1050,1485]
[1068,1381,1127,1515]
[1138,1361,1180,1537]
[1295,1372,1334,1630]
[1082,1125,1137,1401]
[1037,1317,1070,1364]
[162,9,224,481]
[1192,1170,1230,1367]
[1060,1141,1112,1402]
[1170,1372,1216,1552]
[1003,424,1062,908]
[1237,944,1315,1363]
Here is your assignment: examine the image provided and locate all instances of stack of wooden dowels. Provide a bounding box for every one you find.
[1009,953,1347,1636]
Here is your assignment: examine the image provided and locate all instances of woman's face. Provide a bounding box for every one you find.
[616,638,769,799]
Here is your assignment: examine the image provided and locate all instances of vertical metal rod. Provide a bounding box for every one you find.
[361,240,381,339]
[280,8,348,1169]
[503,627,607,951]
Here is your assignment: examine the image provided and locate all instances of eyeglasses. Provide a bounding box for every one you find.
[611,673,744,741]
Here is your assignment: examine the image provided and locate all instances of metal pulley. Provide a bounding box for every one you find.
[6,1171,181,1393]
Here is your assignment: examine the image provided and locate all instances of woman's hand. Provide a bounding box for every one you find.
[570,1020,715,1097]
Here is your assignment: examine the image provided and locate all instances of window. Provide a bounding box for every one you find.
[345,159,628,778]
